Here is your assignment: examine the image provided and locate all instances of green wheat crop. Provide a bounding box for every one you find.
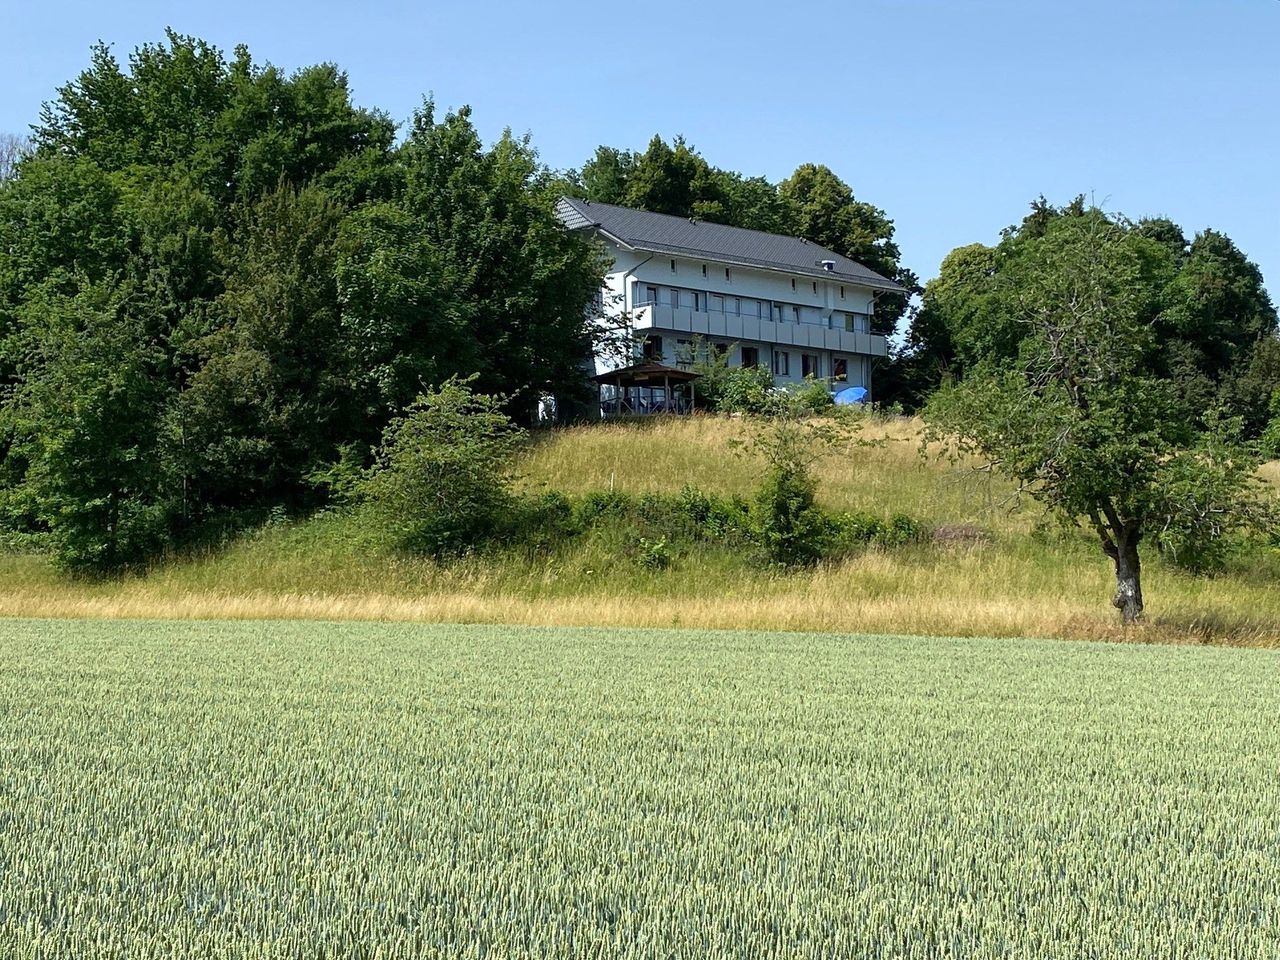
[1,619,1277,958]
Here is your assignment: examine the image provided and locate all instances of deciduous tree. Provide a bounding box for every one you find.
[925,212,1274,623]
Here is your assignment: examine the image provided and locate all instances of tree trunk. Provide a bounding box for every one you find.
[1111,535,1144,624]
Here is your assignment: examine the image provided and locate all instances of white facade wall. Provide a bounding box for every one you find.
[593,246,885,394]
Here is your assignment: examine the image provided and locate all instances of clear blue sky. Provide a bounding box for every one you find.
[2,0,1277,293]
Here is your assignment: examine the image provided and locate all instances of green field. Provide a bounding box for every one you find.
[2,619,1277,958]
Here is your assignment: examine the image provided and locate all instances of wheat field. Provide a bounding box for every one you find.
[3,618,1278,959]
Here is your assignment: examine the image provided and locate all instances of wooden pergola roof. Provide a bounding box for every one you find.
[591,362,701,386]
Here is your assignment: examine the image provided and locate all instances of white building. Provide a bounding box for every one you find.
[556,197,901,411]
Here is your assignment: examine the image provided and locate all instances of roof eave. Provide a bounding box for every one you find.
[627,242,903,293]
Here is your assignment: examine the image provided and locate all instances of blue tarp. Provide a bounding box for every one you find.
[834,386,868,405]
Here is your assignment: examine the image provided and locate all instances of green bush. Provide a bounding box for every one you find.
[716,366,777,415]
[753,465,829,566]
[674,484,749,538]
[787,377,835,414]
[510,491,578,551]
[830,511,885,547]
[362,377,523,557]
[1260,391,1280,460]
[829,510,927,553]
[636,536,673,570]
[572,490,632,527]
[881,512,925,546]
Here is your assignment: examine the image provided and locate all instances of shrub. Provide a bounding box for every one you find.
[829,511,884,548]
[636,536,673,570]
[572,490,632,527]
[788,377,835,414]
[510,491,578,551]
[828,510,928,554]
[1260,390,1280,460]
[716,365,778,415]
[881,512,925,547]
[362,377,523,557]
[753,464,829,566]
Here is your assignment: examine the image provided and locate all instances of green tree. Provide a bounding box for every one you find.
[912,196,1277,426]
[170,183,347,515]
[392,101,604,423]
[925,213,1273,623]
[7,280,172,572]
[362,376,524,557]
[739,394,850,566]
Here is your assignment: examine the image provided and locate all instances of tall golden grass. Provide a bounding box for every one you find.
[2,415,1278,646]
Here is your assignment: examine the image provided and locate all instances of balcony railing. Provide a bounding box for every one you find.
[630,301,887,357]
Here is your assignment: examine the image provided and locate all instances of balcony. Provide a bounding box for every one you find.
[632,302,888,357]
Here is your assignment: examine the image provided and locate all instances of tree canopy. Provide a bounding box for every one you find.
[924,210,1275,622]
[0,33,604,572]
[899,195,1279,423]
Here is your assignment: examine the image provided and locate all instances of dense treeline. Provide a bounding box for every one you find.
[0,32,604,571]
[895,197,1280,422]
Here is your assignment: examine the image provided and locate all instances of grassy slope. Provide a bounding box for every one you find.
[3,619,1277,959]
[1,416,1278,645]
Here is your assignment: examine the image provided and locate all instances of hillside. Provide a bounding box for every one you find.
[2,416,1278,646]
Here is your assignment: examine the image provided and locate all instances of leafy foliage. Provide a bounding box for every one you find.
[362,377,524,557]
[0,34,605,571]
[924,211,1276,620]
[903,195,1278,424]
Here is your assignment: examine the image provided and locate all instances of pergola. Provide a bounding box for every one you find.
[592,362,701,416]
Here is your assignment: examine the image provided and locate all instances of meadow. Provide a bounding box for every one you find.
[1,618,1277,958]
[2,416,1278,646]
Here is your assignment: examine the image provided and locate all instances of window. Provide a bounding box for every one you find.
[702,264,708,278]
[832,357,848,382]
[792,306,801,324]
[725,268,731,281]
[791,278,797,291]
[676,338,694,367]
[689,291,701,311]
[645,285,658,304]
[643,335,663,361]
[813,281,819,294]
[730,298,740,316]
[773,303,785,323]
[840,285,846,299]
[740,346,759,369]
[772,350,790,376]
[712,294,725,313]
[802,353,820,379]
[668,288,681,307]
[670,259,677,272]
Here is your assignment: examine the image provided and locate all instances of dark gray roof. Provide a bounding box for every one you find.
[556,196,902,292]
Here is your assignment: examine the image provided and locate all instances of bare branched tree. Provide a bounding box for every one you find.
[0,132,31,182]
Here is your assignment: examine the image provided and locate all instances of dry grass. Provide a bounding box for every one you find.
[2,414,1278,646]
[520,413,1025,528]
